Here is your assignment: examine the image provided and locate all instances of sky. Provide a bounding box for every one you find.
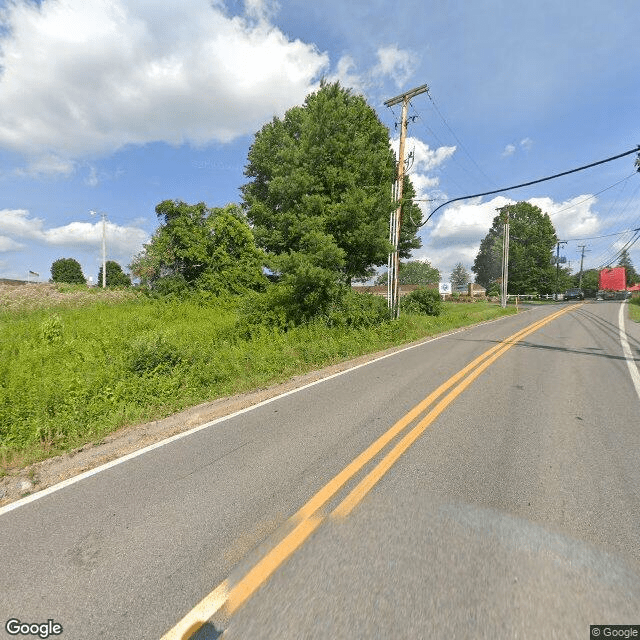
[0,0,639,285]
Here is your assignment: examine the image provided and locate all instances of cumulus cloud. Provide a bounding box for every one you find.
[0,0,329,173]
[0,236,26,252]
[389,136,456,218]
[502,144,516,157]
[416,194,604,281]
[0,209,148,261]
[372,45,416,88]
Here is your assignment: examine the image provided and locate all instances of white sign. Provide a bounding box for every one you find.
[439,282,452,294]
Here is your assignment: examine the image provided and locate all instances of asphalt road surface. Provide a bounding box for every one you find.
[1,301,639,640]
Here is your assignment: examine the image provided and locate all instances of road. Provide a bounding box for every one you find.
[1,301,639,640]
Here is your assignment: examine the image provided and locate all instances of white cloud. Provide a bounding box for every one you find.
[502,144,516,157]
[417,194,605,281]
[501,138,533,158]
[372,45,416,88]
[0,0,329,173]
[520,137,533,151]
[0,236,26,252]
[0,210,46,239]
[0,209,149,261]
[330,55,366,93]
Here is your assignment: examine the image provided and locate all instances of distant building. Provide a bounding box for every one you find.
[468,283,486,297]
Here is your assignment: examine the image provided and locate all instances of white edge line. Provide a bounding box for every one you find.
[618,301,640,403]
[0,313,517,517]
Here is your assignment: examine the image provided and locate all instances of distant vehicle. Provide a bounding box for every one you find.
[564,288,584,301]
[597,267,629,300]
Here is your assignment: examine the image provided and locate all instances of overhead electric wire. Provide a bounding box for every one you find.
[419,145,640,227]
[425,89,496,187]
[547,173,637,218]
[598,228,640,269]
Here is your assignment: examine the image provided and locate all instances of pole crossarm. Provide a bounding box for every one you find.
[384,84,429,108]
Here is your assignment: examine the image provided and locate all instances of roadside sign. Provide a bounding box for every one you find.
[439,282,452,294]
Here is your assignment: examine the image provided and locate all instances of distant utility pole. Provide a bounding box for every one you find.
[384,83,429,318]
[555,240,567,300]
[501,210,510,308]
[90,210,108,288]
[577,244,590,289]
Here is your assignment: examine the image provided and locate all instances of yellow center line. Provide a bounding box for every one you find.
[161,303,581,639]
[332,304,579,518]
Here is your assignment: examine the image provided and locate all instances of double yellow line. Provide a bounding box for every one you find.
[162,303,581,640]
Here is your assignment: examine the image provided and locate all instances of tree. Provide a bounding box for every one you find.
[617,248,639,285]
[575,268,599,297]
[129,201,267,295]
[242,80,423,288]
[96,261,132,287]
[375,260,439,286]
[472,202,558,294]
[51,258,86,285]
[450,262,470,290]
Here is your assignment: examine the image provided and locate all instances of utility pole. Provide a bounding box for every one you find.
[501,210,510,308]
[555,240,567,300]
[384,84,428,318]
[577,244,589,289]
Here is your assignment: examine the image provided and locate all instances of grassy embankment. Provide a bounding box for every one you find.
[629,297,640,322]
[0,284,516,472]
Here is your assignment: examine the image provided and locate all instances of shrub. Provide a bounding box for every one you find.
[323,291,389,328]
[40,314,63,343]
[128,335,185,375]
[400,287,443,316]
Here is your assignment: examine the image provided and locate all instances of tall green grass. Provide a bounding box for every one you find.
[0,295,515,470]
[629,296,640,322]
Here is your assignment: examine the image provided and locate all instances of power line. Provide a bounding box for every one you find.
[425,88,496,187]
[419,145,640,227]
[547,173,637,218]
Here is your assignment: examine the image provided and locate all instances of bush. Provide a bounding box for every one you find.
[323,291,389,328]
[400,287,443,316]
[630,296,640,306]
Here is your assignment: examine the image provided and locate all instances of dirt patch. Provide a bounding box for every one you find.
[0,337,433,508]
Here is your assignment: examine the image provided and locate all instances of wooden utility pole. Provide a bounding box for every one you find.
[501,210,510,308]
[384,84,428,318]
[577,244,589,289]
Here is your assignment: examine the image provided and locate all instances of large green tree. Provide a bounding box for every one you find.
[617,248,639,285]
[96,260,132,288]
[130,201,266,295]
[472,202,558,294]
[242,81,422,288]
[50,258,86,285]
[375,259,439,286]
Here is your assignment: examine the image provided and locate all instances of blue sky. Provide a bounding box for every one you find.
[1,0,639,284]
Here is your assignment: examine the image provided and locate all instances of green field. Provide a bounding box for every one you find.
[0,285,517,471]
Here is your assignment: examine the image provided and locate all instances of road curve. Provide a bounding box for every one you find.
[1,301,639,640]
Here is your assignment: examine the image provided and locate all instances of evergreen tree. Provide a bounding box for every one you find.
[96,261,132,287]
[617,248,639,285]
[450,262,470,290]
